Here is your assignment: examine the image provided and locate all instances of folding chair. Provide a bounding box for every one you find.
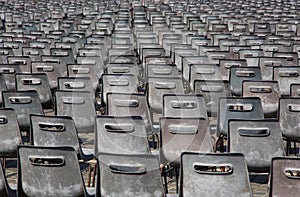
[270,157,300,197]
[96,152,164,197]
[30,115,93,161]
[2,90,44,131]
[160,117,212,165]
[15,73,53,109]
[55,90,96,133]
[17,146,88,197]
[228,120,285,172]
[163,94,208,119]
[180,152,252,197]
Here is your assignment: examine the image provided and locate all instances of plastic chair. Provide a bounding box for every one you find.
[228,119,285,172]
[179,152,252,197]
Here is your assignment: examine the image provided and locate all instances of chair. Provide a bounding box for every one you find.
[217,97,264,138]
[96,152,164,197]
[15,73,53,109]
[279,98,300,154]
[58,77,95,102]
[95,116,149,155]
[194,80,231,117]
[270,157,300,197]
[0,108,22,157]
[273,67,300,97]
[179,152,252,197]
[229,67,262,96]
[228,120,285,172]
[2,90,44,131]
[55,90,96,133]
[163,94,208,119]
[160,117,213,165]
[17,146,88,197]
[242,80,280,118]
[30,114,93,161]
[100,74,138,106]
[106,93,154,135]
[147,77,184,114]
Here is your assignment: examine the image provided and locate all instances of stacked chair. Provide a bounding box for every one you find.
[0,0,299,196]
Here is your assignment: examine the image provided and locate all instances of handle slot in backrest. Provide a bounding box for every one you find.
[195,69,215,75]
[200,85,224,92]
[238,127,270,137]
[235,70,256,77]
[279,71,299,77]
[168,125,198,134]
[38,122,65,132]
[0,68,15,73]
[285,168,300,179]
[227,104,253,112]
[21,78,42,85]
[154,82,176,89]
[193,163,233,175]
[54,51,69,56]
[111,67,130,73]
[64,82,85,89]
[72,68,90,74]
[243,53,258,58]
[62,97,85,104]
[9,96,32,104]
[114,99,139,107]
[224,63,241,68]
[108,80,129,86]
[109,164,146,174]
[264,61,282,67]
[104,124,135,133]
[0,116,7,124]
[288,104,300,112]
[29,156,65,167]
[36,66,54,72]
[152,68,172,75]
[249,86,272,93]
[171,101,197,109]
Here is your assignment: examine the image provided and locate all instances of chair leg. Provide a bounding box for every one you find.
[87,164,92,187]
[286,140,291,155]
[161,165,168,194]
[174,166,179,194]
[92,163,97,187]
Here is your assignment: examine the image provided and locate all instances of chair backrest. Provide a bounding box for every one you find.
[58,77,95,102]
[242,80,280,118]
[0,74,7,106]
[95,116,149,155]
[180,152,252,197]
[16,73,53,109]
[97,152,164,197]
[106,93,153,135]
[163,94,208,119]
[279,98,300,141]
[273,66,300,97]
[2,90,44,131]
[217,97,264,137]
[229,66,262,96]
[194,80,231,117]
[270,157,300,197]
[55,90,96,133]
[160,117,212,165]
[30,115,80,153]
[147,77,184,114]
[17,146,87,197]
[228,120,285,172]
[0,108,22,157]
[290,83,300,97]
[101,74,138,105]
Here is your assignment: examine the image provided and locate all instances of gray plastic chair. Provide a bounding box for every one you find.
[180,152,252,197]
